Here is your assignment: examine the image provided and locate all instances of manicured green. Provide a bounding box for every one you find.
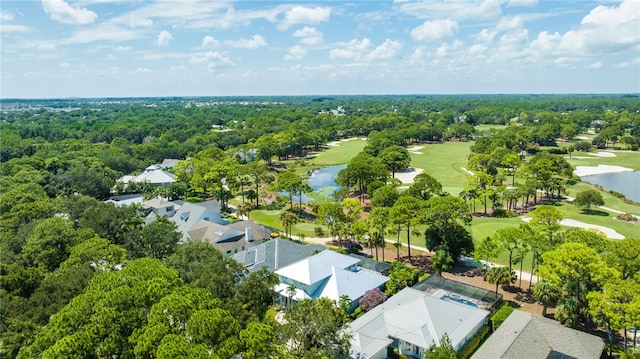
[248,208,325,238]
[475,124,507,132]
[564,180,640,214]
[409,141,473,196]
[308,138,368,166]
[566,150,640,171]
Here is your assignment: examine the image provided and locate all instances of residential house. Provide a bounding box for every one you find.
[471,310,605,359]
[349,287,490,359]
[160,158,181,169]
[274,250,389,310]
[186,219,271,256]
[233,238,326,273]
[106,193,143,207]
[117,165,176,187]
[142,197,178,219]
[169,200,228,239]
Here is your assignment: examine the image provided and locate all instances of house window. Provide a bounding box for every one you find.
[166,206,173,212]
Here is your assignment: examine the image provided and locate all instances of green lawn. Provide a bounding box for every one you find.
[247,137,640,269]
[564,180,640,215]
[308,138,367,166]
[409,141,473,196]
[248,208,326,238]
[475,124,506,132]
[566,150,640,171]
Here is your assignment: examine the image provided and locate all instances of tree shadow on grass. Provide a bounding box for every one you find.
[582,209,610,216]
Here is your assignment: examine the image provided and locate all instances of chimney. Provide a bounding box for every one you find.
[245,227,252,242]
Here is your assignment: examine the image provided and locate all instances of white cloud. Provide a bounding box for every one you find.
[62,24,143,44]
[278,6,331,30]
[189,51,234,70]
[132,67,152,74]
[155,30,173,46]
[114,46,131,52]
[120,14,153,28]
[614,57,640,68]
[1,24,34,33]
[527,0,639,66]
[41,0,97,25]
[292,26,324,46]
[507,0,538,7]
[366,39,402,60]
[202,35,219,48]
[436,40,463,58]
[1,10,14,21]
[224,35,267,49]
[395,0,501,21]
[496,16,523,31]
[411,19,459,42]
[329,38,372,60]
[582,0,639,26]
[284,45,307,60]
[585,61,602,69]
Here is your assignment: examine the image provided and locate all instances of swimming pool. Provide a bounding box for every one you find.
[442,294,478,308]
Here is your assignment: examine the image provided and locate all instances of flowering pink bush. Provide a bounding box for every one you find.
[359,288,387,312]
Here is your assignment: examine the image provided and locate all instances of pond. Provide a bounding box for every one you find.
[284,164,346,203]
[581,171,640,203]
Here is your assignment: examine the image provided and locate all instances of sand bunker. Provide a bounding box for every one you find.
[407,145,424,152]
[521,217,624,239]
[461,167,474,176]
[573,164,633,177]
[394,167,424,184]
[587,151,616,158]
[327,138,358,147]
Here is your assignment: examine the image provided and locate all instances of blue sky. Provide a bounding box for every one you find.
[1,0,639,98]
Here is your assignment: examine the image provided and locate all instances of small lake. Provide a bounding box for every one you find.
[283,164,346,203]
[581,171,640,203]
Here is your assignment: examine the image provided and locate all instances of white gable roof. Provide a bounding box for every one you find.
[275,250,359,285]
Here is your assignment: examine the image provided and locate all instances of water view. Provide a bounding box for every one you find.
[287,164,346,203]
[581,171,640,203]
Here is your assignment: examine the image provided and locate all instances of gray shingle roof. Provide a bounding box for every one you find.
[233,238,326,273]
[471,310,605,359]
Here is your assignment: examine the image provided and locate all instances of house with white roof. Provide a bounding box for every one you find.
[117,165,176,187]
[348,286,490,359]
[169,200,228,239]
[274,250,388,310]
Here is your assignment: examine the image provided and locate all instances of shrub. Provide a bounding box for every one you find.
[615,213,638,222]
[314,226,325,236]
[359,288,387,312]
[491,304,515,331]
[546,148,567,155]
[457,326,491,359]
[574,141,593,152]
[263,202,286,210]
[492,209,517,218]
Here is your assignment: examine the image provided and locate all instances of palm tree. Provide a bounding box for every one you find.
[286,284,297,307]
[431,248,454,276]
[486,266,516,296]
[532,280,561,317]
[279,211,298,239]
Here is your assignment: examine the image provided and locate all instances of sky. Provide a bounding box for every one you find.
[1,0,639,98]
